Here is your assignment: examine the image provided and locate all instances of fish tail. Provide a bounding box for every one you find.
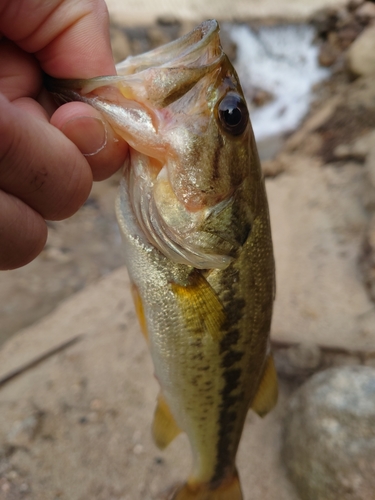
[169,472,243,500]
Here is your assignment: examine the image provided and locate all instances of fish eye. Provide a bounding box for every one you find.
[217,92,249,136]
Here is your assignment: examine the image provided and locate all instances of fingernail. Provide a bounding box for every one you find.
[61,116,107,156]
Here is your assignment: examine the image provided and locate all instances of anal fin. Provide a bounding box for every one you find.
[152,393,182,450]
[251,354,278,418]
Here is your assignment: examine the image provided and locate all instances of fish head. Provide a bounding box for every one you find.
[116,20,251,210]
[48,20,257,269]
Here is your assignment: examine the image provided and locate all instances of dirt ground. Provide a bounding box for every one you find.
[0,269,300,500]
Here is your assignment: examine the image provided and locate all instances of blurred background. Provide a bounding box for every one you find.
[1,1,375,499]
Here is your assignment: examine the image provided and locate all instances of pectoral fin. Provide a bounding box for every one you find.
[251,354,278,417]
[152,393,182,450]
[171,271,225,341]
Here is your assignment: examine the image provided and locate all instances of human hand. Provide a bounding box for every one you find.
[0,0,129,270]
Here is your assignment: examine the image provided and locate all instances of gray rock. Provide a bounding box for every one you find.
[283,366,375,500]
[347,24,375,76]
[285,343,322,371]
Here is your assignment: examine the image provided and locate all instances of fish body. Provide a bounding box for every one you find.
[48,20,277,499]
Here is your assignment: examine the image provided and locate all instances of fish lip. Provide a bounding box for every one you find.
[116,20,222,75]
[113,20,225,109]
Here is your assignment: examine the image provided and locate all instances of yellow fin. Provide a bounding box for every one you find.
[251,354,278,417]
[168,472,243,500]
[171,271,225,341]
[152,393,182,450]
[130,283,148,342]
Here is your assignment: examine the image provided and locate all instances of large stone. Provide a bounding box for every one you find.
[347,24,375,76]
[283,366,375,500]
[267,156,375,351]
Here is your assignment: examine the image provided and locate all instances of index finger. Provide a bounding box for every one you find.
[0,0,116,78]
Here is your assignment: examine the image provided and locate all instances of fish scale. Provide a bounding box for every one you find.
[47,19,278,500]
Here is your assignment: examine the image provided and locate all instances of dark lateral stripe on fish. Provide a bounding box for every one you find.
[221,297,246,335]
[219,329,240,352]
[222,350,244,368]
[209,281,247,486]
[210,368,244,485]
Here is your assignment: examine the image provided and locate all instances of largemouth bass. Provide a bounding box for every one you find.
[48,20,277,500]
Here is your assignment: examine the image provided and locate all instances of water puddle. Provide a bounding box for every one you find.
[225,23,329,158]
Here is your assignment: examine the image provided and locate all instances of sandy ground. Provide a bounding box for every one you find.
[0,269,299,500]
[105,0,348,25]
[0,175,124,346]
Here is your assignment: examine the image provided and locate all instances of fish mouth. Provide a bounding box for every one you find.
[45,20,225,156]
[116,20,222,76]
[53,20,224,109]
[116,19,219,69]
[113,19,224,108]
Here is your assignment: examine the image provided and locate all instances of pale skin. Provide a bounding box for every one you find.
[0,0,129,270]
